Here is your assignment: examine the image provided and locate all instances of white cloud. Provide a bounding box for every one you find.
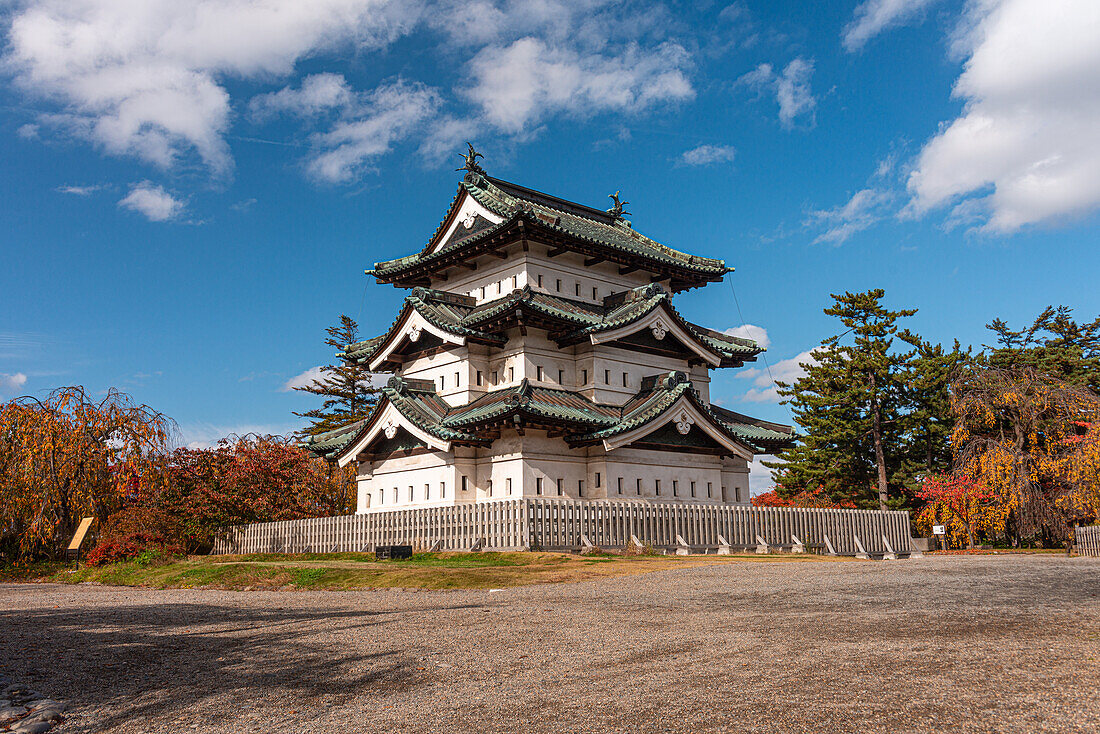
[5,0,422,175]
[282,366,325,392]
[307,80,440,183]
[679,144,736,166]
[249,73,353,120]
[0,373,29,395]
[17,124,39,138]
[907,0,1100,233]
[723,324,770,349]
[118,181,185,221]
[809,188,893,245]
[738,57,816,129]
[736,349,819,403]
[749,454,779,496]
[466,37,693,133]
[843,0,940,51]
[57,184,103,196]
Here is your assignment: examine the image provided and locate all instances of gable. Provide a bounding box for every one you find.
[428,192,504,255]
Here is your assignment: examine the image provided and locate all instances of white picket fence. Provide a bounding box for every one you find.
[211,499,913,557]
[1076,525,1100,557]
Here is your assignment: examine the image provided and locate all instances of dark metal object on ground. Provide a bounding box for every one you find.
[376,545,413,560]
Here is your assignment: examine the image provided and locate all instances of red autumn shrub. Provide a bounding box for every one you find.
[84,532,183,566]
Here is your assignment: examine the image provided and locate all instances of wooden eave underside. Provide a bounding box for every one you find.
[378,217,723,293]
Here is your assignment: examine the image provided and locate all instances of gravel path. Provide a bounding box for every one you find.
[2,555,1098,733]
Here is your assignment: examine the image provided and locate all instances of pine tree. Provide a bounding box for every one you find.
[895,331,972,502]
[294,315,379,438]
[768,290,915,510]
[986,306,1100,390]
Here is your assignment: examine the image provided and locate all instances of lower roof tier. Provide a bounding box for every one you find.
[308,372,794,466]
[344,283,762,371]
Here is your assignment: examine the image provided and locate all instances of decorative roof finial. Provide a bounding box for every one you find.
[456,142,485,176]
[607,191,631,220]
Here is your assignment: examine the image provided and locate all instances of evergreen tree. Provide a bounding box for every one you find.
[768,290,915,510]
[986,306,1100,390]
[294,315,379,438]
[895,331,972,501]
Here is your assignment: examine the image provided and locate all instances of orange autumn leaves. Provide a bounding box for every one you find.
[0,386,172,560]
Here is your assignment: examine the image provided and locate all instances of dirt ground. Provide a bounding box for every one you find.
[2,554,1098,734]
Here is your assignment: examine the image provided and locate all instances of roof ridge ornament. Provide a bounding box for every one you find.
[607,191,631,220]
[456,142,486,178]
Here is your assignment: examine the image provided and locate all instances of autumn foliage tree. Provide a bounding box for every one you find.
[950,367,1100,545]
[915,474,1009,549]
[0,386,173,561]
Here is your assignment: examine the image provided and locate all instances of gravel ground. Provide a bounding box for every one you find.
[2,555,1098,734]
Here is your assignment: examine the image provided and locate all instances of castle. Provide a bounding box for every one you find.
[309,149,792,513]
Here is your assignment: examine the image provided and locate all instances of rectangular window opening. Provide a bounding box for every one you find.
[536,365,543,381]
[509,366,515,381]
[558,369,564,384]
[578,480,584,497]
[595,472,601,488]
[707,482,713,498]
[537,273,543,288]
[655,479,661,496]
[461,476,468,493]
[487,479,493,496]
[581,369,588,385]
[672,480,678,497]
[556,278,562,292]
[425,483,430,500]
[506,478,513,495]
[575,282,581,296]
[476,370,483,386]
[690,481,696,498]
[441,481,446,498]
[556,478,563,496]
[592,286,598,300]
[617,477,623,495]
[622,372,628,387]
[636,478,642,495]
[536,477,543,495]
[604,369,610,384]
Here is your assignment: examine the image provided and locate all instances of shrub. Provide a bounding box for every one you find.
[84,532,183,566]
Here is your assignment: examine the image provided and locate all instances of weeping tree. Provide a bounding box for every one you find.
[0,386,174,561]
[951,367,1100,545]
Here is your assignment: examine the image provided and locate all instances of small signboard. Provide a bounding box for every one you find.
[932,525,946,536]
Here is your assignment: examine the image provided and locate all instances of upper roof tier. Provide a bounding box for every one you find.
[368,172,732,293]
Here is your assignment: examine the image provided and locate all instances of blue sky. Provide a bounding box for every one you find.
[2,0,1098,487]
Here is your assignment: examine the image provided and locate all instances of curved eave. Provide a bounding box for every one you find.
[369,207,730,290]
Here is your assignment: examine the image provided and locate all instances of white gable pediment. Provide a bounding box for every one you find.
[602,394,754,460]
[368,309,467,371]
[589,306,723,366]
[428,192,505,255]
[337,401,450,468]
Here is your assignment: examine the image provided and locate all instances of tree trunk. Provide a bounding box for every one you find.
[870,373,888,512]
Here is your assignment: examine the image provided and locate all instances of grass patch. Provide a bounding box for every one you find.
[16,550,842,592]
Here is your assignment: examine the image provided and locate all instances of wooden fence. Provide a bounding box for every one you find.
[1076,525,1100,557]
[212,499,913,557]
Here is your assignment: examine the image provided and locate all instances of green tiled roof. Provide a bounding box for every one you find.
[443,379,618,429]
[368,174,731,283]
[309,372,792,461]
[343,284,762,367]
